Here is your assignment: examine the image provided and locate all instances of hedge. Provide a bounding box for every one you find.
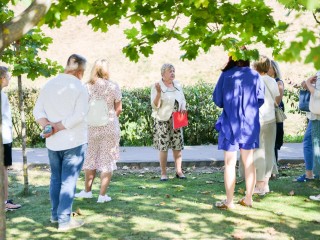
[8,82,221,147]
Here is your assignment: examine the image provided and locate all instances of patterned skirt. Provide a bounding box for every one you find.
[153,102,184,151]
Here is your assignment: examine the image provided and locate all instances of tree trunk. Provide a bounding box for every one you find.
[0,0,52,52]
[0,86,6,239]
[18,75,29,195]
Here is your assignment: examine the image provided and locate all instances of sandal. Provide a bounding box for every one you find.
[237,198,252,208]
[215,200,234,210]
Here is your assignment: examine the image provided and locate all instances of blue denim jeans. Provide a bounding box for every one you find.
[304,121,313,171]
[48,144,87,226]
[311,120,320,175]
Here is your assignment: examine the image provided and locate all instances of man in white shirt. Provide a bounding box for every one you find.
[33,54,89,231]
[0,66,21,211]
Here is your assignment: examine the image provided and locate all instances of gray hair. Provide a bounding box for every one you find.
[65,54,87,72]
[270,60,282,80]
[161,63,174,76]
[0,66,8,78]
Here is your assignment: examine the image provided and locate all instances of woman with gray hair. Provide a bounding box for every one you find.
[151,63,187,181]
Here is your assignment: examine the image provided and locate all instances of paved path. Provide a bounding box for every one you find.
[12,143,304,168]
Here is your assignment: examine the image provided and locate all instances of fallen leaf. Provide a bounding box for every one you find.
[205,181,213,184]
[175,208,182,211]
[232,232,244,240]
[172,185,184,188]
[266,227,277,235]
[76,208,83,215]
[201,191,210,195]
[312,219,320,224]
[160,202,166,206]
[237,188,245,194]
[165,194,170,198]
[275,211,283,216]
[289,190,295,196]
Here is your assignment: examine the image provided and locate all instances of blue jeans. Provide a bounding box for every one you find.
[48,144,87,226]
[311,120,320,175]
[304,121,313,171]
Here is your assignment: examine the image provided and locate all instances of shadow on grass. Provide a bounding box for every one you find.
[5,167,320,239]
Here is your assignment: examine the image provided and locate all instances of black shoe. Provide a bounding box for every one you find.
[160,176,168,181]
[176,173,186,179]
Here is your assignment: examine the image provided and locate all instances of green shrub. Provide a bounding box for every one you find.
[8,83,302,147]
[120,82,220,146]
[7,88,43,147]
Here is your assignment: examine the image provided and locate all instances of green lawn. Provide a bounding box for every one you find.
[6,165,320,239]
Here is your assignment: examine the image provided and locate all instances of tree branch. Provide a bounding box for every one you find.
[0,0,52,53]
[312,12,320,24]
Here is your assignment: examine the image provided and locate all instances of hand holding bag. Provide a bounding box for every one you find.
[299,89,310,112]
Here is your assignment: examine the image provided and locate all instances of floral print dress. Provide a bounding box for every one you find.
[83,79,122,172]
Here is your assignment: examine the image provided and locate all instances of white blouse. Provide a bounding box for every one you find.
[151,80,186,121]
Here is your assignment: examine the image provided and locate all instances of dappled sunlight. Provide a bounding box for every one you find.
[5,168,320,239]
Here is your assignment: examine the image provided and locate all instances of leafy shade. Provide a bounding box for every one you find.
[1,28,63,79]
[43,0,287,62]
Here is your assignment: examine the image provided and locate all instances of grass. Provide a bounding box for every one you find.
[6,165,320,239]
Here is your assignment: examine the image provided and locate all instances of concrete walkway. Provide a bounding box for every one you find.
[12,143,304,168]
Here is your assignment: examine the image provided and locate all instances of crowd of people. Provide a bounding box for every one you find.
[1,51,319,231]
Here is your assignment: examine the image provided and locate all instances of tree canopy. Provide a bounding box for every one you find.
[1,0,320,68]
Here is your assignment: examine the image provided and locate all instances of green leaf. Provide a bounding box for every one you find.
[124,27,140,39]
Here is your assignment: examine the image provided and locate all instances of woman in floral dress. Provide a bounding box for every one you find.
[75,59,122,203]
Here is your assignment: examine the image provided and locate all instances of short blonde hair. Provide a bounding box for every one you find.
[253,55,270,74]
[89,59,110,84]
[161,63,174,76]
[270,60,282,79]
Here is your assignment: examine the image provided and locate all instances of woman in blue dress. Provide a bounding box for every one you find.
[213,54,265,209]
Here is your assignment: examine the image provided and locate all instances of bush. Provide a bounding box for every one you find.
[8,82,221,147]
[120,82,221,146]
[9,82,302,147]
[7,88,43,147]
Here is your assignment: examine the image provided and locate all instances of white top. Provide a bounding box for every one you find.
[307,75,320,120]
[33,73,89,151]
[1,91,12,144]
[151,80,186,121]
[259,75,280,124]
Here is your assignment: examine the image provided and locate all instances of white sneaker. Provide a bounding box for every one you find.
[75,190,93,198]
[309,194,320,201]
[97,195,112,203]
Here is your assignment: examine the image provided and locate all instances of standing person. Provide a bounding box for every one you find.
[294,76,318,182]
[213,53,265,209]
[0,66,21,211]
[252,56,280,195]
[33,54,88,231]
[305,72,320,201]
[151,63,187,181]
[267,60,284,167]
[75,59,122,203]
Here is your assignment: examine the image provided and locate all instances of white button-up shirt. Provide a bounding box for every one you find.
[33,73,89,151]
[1,91,12,144]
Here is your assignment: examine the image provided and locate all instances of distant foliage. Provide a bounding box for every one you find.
[8,82,221,147]
[7,89,43,147]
